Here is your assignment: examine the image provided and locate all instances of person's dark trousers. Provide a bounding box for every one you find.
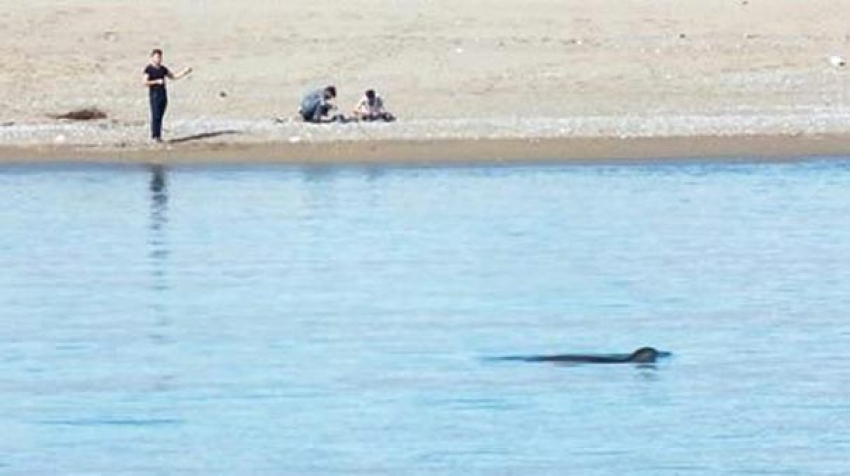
[149,89,168,139]
[362,112,396,122]
[301,104,332,123]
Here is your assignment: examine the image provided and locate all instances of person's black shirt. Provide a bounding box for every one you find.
[144,65,170,94]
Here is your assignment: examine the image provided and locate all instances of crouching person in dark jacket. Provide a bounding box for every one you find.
[299,86,338,123]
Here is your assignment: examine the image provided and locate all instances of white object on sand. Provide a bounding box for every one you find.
[829,55,845,68]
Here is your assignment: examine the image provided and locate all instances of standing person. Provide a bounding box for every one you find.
[299,86,338,123]
[143,49,192,142]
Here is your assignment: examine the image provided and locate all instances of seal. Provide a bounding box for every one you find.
[497,347,670,364]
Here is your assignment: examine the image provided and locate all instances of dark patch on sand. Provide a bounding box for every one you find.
[49,108,108,121]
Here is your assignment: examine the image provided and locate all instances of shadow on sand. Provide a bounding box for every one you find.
[168,130,241,144]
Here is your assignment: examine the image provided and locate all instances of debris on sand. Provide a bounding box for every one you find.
[49,108,108,121]
[829,55,846,68]
[1,121,14,127]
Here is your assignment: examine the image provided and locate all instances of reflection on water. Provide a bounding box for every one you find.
[148,165,170,340]
[148,165,169,286]
[149,164,168,233]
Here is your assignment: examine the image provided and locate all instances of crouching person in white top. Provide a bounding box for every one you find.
[353,90,395,122]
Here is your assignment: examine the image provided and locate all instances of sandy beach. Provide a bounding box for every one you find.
[3,0,850,163]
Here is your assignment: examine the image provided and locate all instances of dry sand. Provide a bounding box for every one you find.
[2,0,850,163]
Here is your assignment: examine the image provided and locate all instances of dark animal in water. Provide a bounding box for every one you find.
[497,347,670,364]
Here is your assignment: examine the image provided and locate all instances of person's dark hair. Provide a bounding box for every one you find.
[324,86,337,99]
[151,49,163,57]
[365,89,376,100]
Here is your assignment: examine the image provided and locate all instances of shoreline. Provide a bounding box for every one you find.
[2,133,849,166]
[6,0,850,169]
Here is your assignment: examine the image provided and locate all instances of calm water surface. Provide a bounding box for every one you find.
[1,160,849,475]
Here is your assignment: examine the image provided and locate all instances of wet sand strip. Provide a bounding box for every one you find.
[1,134,849,166]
